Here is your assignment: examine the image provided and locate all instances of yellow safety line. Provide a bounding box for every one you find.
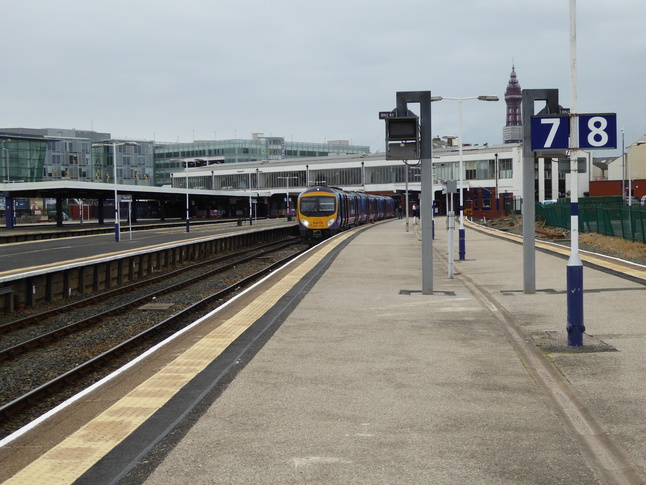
[4,230,355,484]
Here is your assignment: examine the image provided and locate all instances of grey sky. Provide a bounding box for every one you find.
[2,0,644,154]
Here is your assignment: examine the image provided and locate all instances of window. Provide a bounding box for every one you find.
[299,195,336,216]
[499,158,513,179]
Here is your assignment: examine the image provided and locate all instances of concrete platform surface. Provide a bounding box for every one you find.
[136,219,646,485]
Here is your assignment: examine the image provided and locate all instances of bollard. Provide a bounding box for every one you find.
[447,211,455,279]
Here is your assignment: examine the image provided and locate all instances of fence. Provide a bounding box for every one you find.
[537,197,646,243]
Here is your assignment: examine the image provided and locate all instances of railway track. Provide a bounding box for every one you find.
[0,238,300,359]
[0,238,307,438]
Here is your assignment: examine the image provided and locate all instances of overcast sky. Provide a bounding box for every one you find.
[2,0,644,155]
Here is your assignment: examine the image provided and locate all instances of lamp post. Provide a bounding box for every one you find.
[495,153,500,211]
[93,141,137,242]
[627,140,646,204]
[248,172,253,224]
[256,168,262,220]
[622,128,626,200]
[1,138,11,183]
[170,158,191,231]
[277,176,298,219]
[185,160,190,232]
[625,139,646,240]
[2,146,7,182]
[2,138,13,229]
[405,161,410,232]
[432,95,499,260]
[238,170,254,225]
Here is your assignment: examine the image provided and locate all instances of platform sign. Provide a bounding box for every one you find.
[530,115,569,151]
[531,113,617,152]
[578,113,617,149]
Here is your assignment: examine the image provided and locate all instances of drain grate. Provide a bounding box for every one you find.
[399,289,456,296]
[501,288,559,296]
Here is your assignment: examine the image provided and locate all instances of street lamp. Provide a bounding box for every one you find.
[1,138,11,183]
[277,176,298,219]
[248,172,253,224]
[621,128,626,200]
[626,139,646,206]
[170,158,191,232]
[402,160,421,233]
[432,95,499,260]
[185,161,190,232]
[93,141,137,242]
[624,138,646,241]
[238,170,254,225]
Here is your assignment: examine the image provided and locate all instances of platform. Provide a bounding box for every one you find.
[2,218,646,484]
[138,219,646,484]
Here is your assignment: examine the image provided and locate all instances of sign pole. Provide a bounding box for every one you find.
[522,88,561,294]
[567,0,585,346]
[410,93,434,295]
[388,92,433,294]
[524,8,614,346]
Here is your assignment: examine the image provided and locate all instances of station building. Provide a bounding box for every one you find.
[0,130,372,225]
[169,140,526,219]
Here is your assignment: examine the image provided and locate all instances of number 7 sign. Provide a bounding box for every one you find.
[530,115,569,151]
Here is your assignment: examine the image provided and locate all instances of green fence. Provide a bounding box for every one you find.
[537,197,646,243]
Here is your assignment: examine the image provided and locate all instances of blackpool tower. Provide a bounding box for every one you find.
[503,65,523,143]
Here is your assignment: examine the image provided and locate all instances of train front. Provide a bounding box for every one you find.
[297,187,340,242]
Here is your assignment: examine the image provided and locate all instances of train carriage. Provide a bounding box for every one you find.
[297,185,395,244]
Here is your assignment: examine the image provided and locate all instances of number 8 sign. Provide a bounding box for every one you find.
[578,114,617,150]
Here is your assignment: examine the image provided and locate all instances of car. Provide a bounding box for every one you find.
[624,196,640,206]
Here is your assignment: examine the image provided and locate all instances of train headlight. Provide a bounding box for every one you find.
[301,219,309,227]
[327,218,335,227]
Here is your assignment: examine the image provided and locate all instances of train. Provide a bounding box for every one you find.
[296,185,396,243]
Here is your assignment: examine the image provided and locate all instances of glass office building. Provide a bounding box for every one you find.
[0,128,157,187]
[91,141,155,186]
[1,133,49,183]
[154,136,370,186]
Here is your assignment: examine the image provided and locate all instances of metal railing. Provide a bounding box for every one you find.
[537,197,646,243]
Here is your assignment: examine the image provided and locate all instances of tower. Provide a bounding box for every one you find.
[503,65,523,143]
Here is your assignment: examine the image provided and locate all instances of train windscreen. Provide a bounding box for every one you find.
[300,196,336,216]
